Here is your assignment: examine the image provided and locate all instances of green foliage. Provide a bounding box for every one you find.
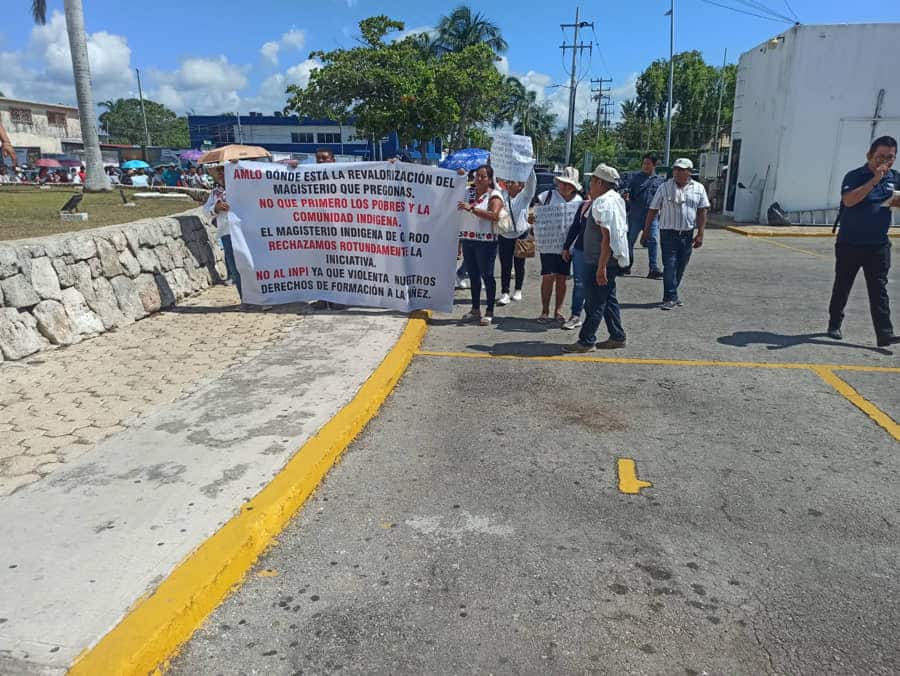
[617,50,736,152]
[99,98,190,148]
[285,14,506,161]
[431,6,507,56]
[464,127,493,149]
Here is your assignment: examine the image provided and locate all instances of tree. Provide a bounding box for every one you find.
[431,5,507,56]
[285,16,505,162]
[31,0,109,191]
[99,98,190,147]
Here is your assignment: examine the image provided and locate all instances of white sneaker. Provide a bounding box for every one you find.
[562,314,582,330]
[457,278,470,289]
[512,290,523,301]
[497,293,510,306]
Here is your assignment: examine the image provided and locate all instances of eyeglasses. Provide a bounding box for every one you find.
[873,154,897,162]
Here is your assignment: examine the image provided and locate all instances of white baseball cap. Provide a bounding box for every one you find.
[590,163,620,184]
[672,158,694,169]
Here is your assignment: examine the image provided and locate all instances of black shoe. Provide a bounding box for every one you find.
[620,267,632,276]
[596,338,626,349]
[876,334,899,347]
[826,327,842,340]
[647,269,663,279]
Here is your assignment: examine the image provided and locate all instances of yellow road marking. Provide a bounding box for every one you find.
[754,238,829,259]
[617,458,653,494]
[811,367,900,442]
[416,350,900,374]
[69,312,431,676]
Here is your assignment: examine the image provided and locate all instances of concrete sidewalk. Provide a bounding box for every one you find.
[0,287,410,674]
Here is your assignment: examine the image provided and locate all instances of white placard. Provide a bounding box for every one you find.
[534,202,580,253]
[490,134,535,183]
[226,160,466,312]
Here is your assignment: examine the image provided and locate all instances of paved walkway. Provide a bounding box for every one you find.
[0,286,301,497]
[0,287,409,674]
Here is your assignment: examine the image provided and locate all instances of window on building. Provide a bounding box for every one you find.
[10,108,33,127]
[316,132,341,144]
[291,132,314,144]
[47,111,68,131]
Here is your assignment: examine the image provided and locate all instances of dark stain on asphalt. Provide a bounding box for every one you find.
[707,615,721,624]
[691,584,707,596]
[638,563,672,581]
[807,508,823,517]
[640,644,656,654]
[685,561,700,570]
[609,583,629,595]
[654,587,683,596]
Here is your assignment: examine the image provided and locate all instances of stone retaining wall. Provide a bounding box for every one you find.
[0,208,226,362]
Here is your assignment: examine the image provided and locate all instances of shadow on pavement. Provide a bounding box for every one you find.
[468,340,566,357]
[620,302,663,310]
[718,330,891,354]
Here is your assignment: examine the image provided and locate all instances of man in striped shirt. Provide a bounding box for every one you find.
[642,158,710,310]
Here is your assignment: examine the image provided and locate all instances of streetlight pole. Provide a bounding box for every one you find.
[664,0,675,166]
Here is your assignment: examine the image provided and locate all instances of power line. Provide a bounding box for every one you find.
[697,0,793,23]
[728,0,794,21]
[560,7,593,165]
[781,0,799,21]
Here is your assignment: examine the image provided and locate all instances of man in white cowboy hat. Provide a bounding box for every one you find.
[563,163,630,352]
[642,157,709,310]
[531,166,584,323]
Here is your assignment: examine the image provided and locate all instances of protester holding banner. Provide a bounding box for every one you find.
[497,171,536,305]
[458,165,504,326]
[202,165,242,298]
[532,167,584,323]
[563,164,630,352]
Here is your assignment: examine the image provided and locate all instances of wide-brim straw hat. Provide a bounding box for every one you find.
[554,166,582,192]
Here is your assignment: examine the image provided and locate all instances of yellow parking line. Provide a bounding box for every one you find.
[757,238,829,259]
[416,350,900,374]
[617,458,653,494]
[811,367,900,442]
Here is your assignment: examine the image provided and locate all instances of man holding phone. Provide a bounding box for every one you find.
[828,135,900,347]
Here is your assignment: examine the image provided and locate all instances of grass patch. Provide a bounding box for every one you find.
[0,186,203,241]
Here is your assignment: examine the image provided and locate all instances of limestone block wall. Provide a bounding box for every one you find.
[0,208,227,362]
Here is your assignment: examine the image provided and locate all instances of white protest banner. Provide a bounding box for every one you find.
[490,134,535,182]
[534,202,580,253]
[226,160,466,312]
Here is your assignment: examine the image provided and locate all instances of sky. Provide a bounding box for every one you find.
[1,0,897,129]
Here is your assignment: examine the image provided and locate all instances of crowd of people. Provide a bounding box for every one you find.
[0,161,214,189]
[454,153,709,349]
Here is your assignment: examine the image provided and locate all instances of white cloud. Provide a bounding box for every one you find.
[258,28,306,66]
[0,11,135,108]
[260,41,280,66]
[494,56,509,76]
[150,56,248,114]
[240,59,321,114]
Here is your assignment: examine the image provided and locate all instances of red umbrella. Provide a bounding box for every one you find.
[35,158,63,168]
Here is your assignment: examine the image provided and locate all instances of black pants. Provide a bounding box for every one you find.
[498,233,527,294]
[828,242,893,337]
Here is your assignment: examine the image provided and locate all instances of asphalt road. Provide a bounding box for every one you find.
[170,229,899,675]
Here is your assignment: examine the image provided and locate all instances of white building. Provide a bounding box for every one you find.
[0,96,82,159]
[726,23,900,223]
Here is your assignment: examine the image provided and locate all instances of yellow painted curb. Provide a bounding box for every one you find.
[725,225,900,238]
[69,311,430,676]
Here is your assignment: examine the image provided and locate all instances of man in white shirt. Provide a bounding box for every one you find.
[642,157,710,310]
[563,164,630,352]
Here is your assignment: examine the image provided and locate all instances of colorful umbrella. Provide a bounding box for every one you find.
[35,158,63,168]
[438,148,489,172]
[121,159,150,169]
[197,144,272,165]
[178,149,205,161]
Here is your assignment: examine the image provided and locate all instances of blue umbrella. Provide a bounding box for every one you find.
[121,159,150,169]
[439,148,489,172]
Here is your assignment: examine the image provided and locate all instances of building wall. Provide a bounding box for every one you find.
[0,98,82,155]
[727,23,900,222]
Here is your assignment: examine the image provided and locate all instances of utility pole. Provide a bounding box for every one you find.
[663,0,675,166]
[714,48,727,157]
[560,7,593,166]
[591,78,612,146]
[135,68,151,159]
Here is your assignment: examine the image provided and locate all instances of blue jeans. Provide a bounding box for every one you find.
[570,247,586,316]
[660,229,694,302]
[627,212,660,272]
[462,239,498,314]
[220,235,242,299]
[577,263,625,346]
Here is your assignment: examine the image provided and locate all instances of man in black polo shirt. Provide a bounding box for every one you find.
[828,135,899,347]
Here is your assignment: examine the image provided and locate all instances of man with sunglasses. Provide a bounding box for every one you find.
[828,135,900,348]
